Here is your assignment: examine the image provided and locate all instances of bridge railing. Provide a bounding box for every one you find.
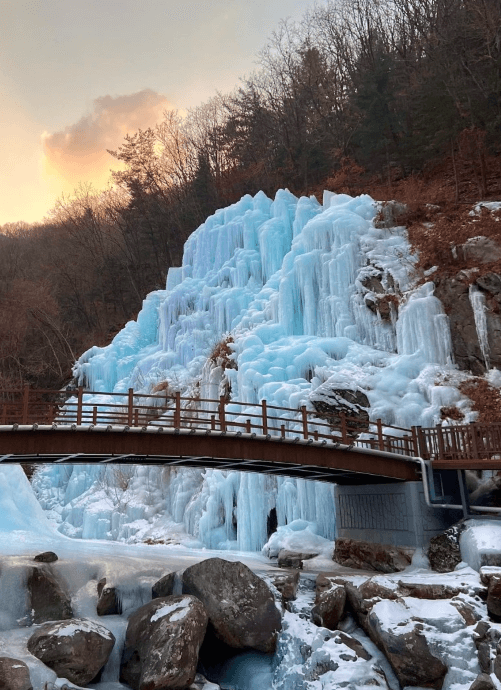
[1,385,501,463]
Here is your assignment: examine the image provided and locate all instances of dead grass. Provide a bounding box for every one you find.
[151,380,172,395]
[209,334,237,371]
[459,378,501,424]
[405,205,501,279]
[440,405,465,422]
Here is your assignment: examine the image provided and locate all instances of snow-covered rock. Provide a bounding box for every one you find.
[0,657,32,690]
[27,564,73,624]
[182,557,281,653]
[120,595,208,690]
[27,618,115,686]
[461,521,501,571]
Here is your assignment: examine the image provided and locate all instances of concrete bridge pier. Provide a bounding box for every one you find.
[334,481,463,568]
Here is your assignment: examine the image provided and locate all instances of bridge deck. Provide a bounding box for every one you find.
[0,425,420,484]
[1,386,501,482]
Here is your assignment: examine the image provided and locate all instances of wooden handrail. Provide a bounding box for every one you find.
[2,387,501,463]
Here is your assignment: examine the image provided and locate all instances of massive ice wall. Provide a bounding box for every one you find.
[34,190,463,551]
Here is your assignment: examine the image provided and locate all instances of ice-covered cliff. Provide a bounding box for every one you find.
[34,190,474,551]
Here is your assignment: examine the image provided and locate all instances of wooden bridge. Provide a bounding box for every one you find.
[1,386,501,485]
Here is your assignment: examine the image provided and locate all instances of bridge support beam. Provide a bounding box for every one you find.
[334,481,462,549]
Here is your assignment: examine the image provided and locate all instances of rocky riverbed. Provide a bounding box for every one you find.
[2,532,501,690]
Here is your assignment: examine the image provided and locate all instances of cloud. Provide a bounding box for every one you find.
[42,89,172,189]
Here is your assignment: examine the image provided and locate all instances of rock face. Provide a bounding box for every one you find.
[435,270,501,374]
[27,565,73,624]
[27,618,115,686]
[374,200,408,229]
[0,657,33,690]
[182,558,281,653]
[309,385,370,438]
[311,575,346,630]
[120,595,208,690]
[334,537,413,573]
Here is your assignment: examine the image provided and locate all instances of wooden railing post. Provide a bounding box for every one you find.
[93,406,97,424]
[134,409,139,427]
[22,384,30,424]
[301,406,309,440]
[436,423,446,459]
[262,400,268,435]
[414,426,429,459]
[340,411,348,444]
[376,418,385,451]
[174,391,181,428]
[470,423,479,459]
[76,386,83,425]
[127,388,134,426]
[219,395,227,432]
[246,419,251,433]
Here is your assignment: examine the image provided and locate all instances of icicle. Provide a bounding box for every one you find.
[469,284,491,370]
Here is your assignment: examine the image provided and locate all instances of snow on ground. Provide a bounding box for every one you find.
[460,520,501,571]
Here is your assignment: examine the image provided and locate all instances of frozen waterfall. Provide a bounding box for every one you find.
[34,190,459,551]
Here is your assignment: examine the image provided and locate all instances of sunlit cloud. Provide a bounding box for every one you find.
[41,89,172,193]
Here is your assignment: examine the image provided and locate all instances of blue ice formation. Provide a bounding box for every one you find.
[33,190,462,551]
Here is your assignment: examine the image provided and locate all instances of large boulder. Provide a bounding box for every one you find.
[277,550,317,569]
[0,658,32,690]
[27,618,115,686]
[311,575,346,630]
[120,595,208,690]
[427,526,463,573]
[309,385,370,439]
[334,537,412,573]
[458,237,501,265]
[367,600,448,689]
[182,558,281,653]
[27,565,73,624]
[344,578,398,630]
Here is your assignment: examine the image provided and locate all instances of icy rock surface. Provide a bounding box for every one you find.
[34,190,460,550]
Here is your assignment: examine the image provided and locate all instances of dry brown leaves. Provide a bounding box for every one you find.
[459,378,501,424]
[209,334,237,371]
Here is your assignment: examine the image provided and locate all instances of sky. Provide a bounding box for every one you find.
[0,0,313,226]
